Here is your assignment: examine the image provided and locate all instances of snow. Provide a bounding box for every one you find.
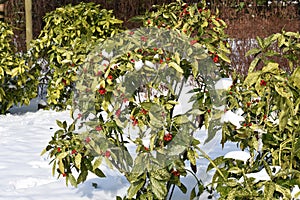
[0,101,242,199]
[224,151,250,163]
[2,77,294,199]
[214,78,233,90]
[221,110,245,129]
[245,166,281,183]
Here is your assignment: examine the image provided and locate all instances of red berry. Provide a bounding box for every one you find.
[159,59,163,64]
[123,98,128,103]
[140,109,148,115]
[132,119,138,126]
[77,113,82,119]
[166,57,171,61]
[207,109,211,113]
[71,149,77,154]
[164,133,173,142]
[144,146,149,151]
[62,173,67,177]
[190,40,198,45]
[213,55,219,63]
[260,80,267,86]
[107,75,113,80]
[95,70,102,76]
[95,126,102,131]
[116,109,121,118]
[246,102,251,107]
[171,170,180,176]
[153,47,158,51]
[62,79,67,86]
[105,150,111,158]
[57,147,61,153]
[141,36,147,42]
[248,123,252,126]
[98,87,106,95]
[85,137,91,143]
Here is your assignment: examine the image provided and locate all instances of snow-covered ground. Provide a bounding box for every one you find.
[0,76,247,200]
[0,103,242,200]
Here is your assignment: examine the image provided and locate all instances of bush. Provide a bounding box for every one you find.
[135,0,232,76]
[0,21,38,114]
[207,31,300,199]
[42,1,231,199]
[41,1,300,199]
[30,2,123,110]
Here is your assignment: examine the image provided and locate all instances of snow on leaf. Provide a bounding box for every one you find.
[224,151,250,163]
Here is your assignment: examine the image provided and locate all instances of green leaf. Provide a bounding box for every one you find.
[279,110,288,131]
[245,48,261,57]
[264,182,275,200]
[94,168,106,178]
[168,62,184,73]
[52,160,57,176]
[174,52,181,64]
[77,170,88,184]
[127,178,145,198]
[278,34,286,47]
[93,157,102,171]
[174,115,190,124]
[206,156,224,172]
[68,123,75,132]
[218,52,231,63]
[274,84,292,98]
[262,62,279,73]
[150,168,170,181]
[150,176,167,199]
[68,174,77,187]
[248,57,260,73]
[58,159,64,174]
[178,183,187,194]
[275,184,291,199]
[40,148,47,156]
[187,149,196,166]
[257,36,264,48]
[190,187,196,200]
[57,152,69,160]
[56,120,64,129]
[246,68,262,85]
[75,154,82,169]
[228,167,242,174]
[291,67,300,89]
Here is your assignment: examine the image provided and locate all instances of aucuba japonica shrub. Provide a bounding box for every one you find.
[246,30,300,73]
[30,2,123,110]
[0,21,38,114]
[42,22,226,199]
[40,0,300,199]
[133,0,232,77]
[206,32,300,199]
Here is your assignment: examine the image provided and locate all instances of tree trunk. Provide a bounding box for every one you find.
[25,0,32,50]
[0,4,4,21]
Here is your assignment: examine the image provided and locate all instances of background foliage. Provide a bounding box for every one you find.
[0,21,38,113]
[29,2,123,109]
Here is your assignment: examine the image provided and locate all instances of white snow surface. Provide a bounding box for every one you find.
[0,92,251,200]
